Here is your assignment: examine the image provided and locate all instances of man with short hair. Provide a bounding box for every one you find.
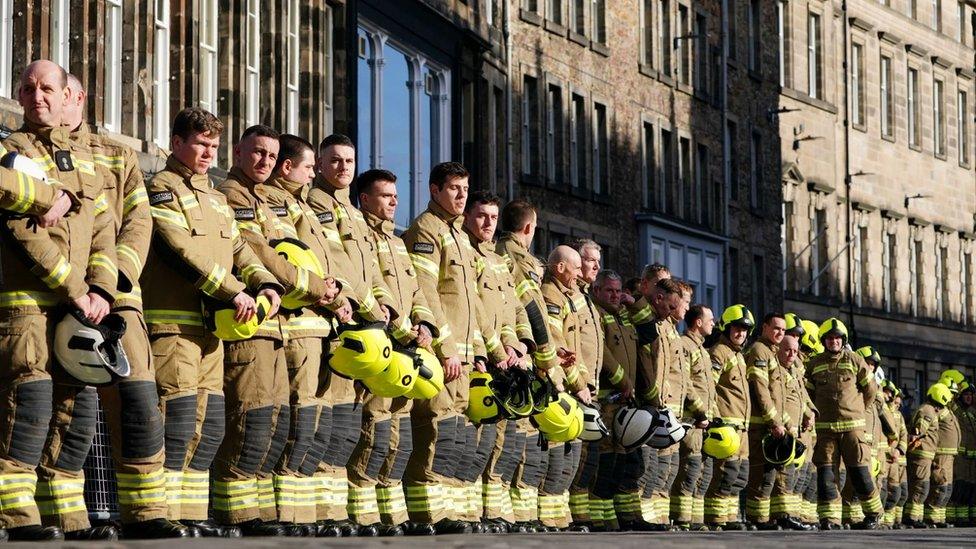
[62,74,189,539]
[0,59,118,542]
[143,108,282,537]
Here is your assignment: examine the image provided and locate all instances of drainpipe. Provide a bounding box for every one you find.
[505,0,515,200]
[842,1,856,335]
[721,0,730,302]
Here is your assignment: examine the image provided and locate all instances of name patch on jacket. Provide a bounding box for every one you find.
[54,150,74,171]
[529,270,541,283]
[271,206,288,217]
[754,360,768,368]
[547,303,562,316]
[317,212,334,224]
[234,208,255,220]
[412,242,435,254]
[149,191,174,205]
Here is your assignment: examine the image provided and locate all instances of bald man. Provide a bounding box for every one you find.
[538,245,587,530]
[0,60,119,541]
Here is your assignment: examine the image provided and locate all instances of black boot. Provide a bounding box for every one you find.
[568,522,591,532]
[374,523,404,536]
[755,521,781,531]
[64,525,119,541]
[356,523,379,536]
[238,519,285,537]
[7,525,64,541]
[719,521,748,531]
[401,521,436,536]
[278,522,308,536]
[315,520,342,537]
[434,518,473,534]
[122,518,190,539]
[620,519,670,531]
[181,519,234,537]
[854,515,881,530]
[819,520,842,531]
[777,516,813,531]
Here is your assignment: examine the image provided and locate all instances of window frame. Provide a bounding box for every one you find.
[51,0,71,71]
[807,10,822,100]
[851,41,865,129]
[103,0,124,133]
[198,0,218,114]
[959,88,970,166]
[592,100,610,196]
[934,76,946,158]
[908,65,921,150]
[880,54,894,140]
[245,0,261,126]
[0,0,11,98]
[153,0,171,149]
[286,0,301,133]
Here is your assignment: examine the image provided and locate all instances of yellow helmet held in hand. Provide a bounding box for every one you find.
[466,371,504,424]
[784,313,804,336]
[718,304,755,333]
[545,410,584,443]
[818,318,849,343]
[203,295,272,341]
[799,319,823,355]
[328,322,393,379]
[927,382,954,406]
[405,347,445,400]
[272,238,327,310]
[532,392,583,439]
[702,421,741,460]
[362,349,419,398]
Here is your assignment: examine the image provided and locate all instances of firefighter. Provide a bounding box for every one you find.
[806,318,882,530]
[143,108,282,537]
[401,162,483,534]
[0,59,117,542]
[779,317,817,530]
[355,169,438,536]
[540,245,589,531]
[261,135,369,537]
[903,383,948,527]
[796,319,823,525]
[704,304,754,530]
[588,269,638,532]
[62,74,189,538]
[949,383,975,526]
[924,376,962,527]
[743,313,792,530]
[308,135,391,536]
[671,303,717,530]
[881,381,909,527]
[496,200,571,530]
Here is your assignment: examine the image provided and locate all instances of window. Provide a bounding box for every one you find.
[491,87,505,192]
[153,0,170,148]
[592,0,606,44]
[643,122,655,208]
[695,13,708,91]
[910,234,923,315]
[807,12,822,99]
[104,0,123,132]
[729,247,740,302]
[784,202,795,289]
[0,0,10,98]
[852,43,865,127]
[753,254,766,318]
[963,250,973,324]
[959,90,970,164]
[571,0,586,35]
[678,5,690,84]
[245,0,261,125]
[908,67,920,148]
[570,93,587,189]
[777,1,790,87]
[524,0,539,13]
[726,119,738,201]
[695,143,709,225]
[910,0,918,19]
[199,0,218,114]
[641,0,654,66]
[856,226,869,307]
[727,0,737,60]
[357,23,452,229]
[662,128,674,214]
[958,1,966,42]
[880,55,894,138]
[749,130,762,209]
[593,102,609,194]
[748,0,761,72]
[937,245,949,320]
[933,0,942,31]
[812,208,829,296]
[679,136,691,217]
[285,0,300,133]
[51,0,70,71]
[660,0,672,77]
[882,228,897,312]
[934,78,945,156]
[522,75,541,177]
[548,0,563,25]
[546,84,564,184]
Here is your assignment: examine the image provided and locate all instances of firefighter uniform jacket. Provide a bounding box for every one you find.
[541,274,587,392]
[638,317,695,419]
[0,163,72,215]
[954,403,976,460]
[496,233,560,370]
[70,124,150,312]
[0,124,117,312]
[784,358,817,437]
[143,156,281,336]
[935,406,962,458]
[805,349,876,433]
[709,335,751,429]
[364,210,437,344]
[745,337,786,431]
[908,403,942,460]
[888,400,909,464]
[575,282,605,391]
[469,231,530,358]
[597,304,638,399]
[680,331,716,421]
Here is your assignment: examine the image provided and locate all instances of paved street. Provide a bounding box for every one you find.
[9,528,975,548]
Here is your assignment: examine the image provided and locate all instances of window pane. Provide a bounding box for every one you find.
[357,29,372,165]
[380,42,412,229]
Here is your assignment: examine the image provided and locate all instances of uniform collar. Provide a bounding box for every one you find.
[720,334,743,352]
[427,200,464,230]
[270,175,308,198]
[363,209,395,237]
[22,119,71,149]
[313,174,352,204]
[69,122,93,147]
[165,155,211,190]
[757,335,777,349]
[545,274,576,298]
[462,226,493,255]
[685,330,705,345]
[226,166,258,190]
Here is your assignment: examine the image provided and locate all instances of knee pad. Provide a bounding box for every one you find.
[324,403,358,466]
[53,387,97,472]
[717,459,740,496]
[430,416,460,478]
[455,421,478,479]
[188,394,225,470]
[261,405,291,474]
[299,405,332,476]
[229,405,273,474]
[162,394,197,470]
[339,403,363,464]
[285,405,318,471]
[574,441,600,490]
[560,440,582,492]
[697,456,714,496]
[521,434,546,487]
[541,444,566,493]
[8,379,53,465]
[938,484,953,507]
[681,454,703,493]
[118,380,164,459]
[365,418,392,479]
[884,483,900,511]
[897,481,909,506]
[818,466,839,501]
[386,415,413,481]
[497,422,521,483]
[849,465,876,498]
[592,452,619,498]
[467,422,498,482]
[732,458,750,493]
[617,450,645,493]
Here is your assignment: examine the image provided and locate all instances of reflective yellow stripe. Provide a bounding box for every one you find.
[410,253,439,277]
[116,243,142,272]
[150,206,190,229]
[93,193,109,214]
[88,252,118,280]
[144,309,205,326]
[10,171,36,214]
[123,186,149,214]
[0,291,59,308]
[200,263,227,296]
[42,256,72,288]
[93,153,124,171]
[240,263,270,287]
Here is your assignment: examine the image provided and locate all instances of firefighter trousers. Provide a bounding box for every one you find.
[316,364,361,522]
[511,420,545,523]
[482,419,519,522]
[538,439,581,528]
[640,444,677,524]
[924,453,954,524]
[704,427,749,525]
[568,440,599,524]
[745,428,791,523]
[347,390,393,526]
[376,397,413,526]
[813,429,882,524]
[279,337,323,525]
[670,427,704,524]
[152,331,225,521]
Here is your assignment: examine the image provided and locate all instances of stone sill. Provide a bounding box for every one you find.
[520,10,542,26]
[591,41,610,57]
[568,31,589,48]
[781,87,838,114]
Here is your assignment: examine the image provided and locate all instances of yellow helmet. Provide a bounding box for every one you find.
[784,313,804,336]
[404,347,444,400]
[718,304,755,333]
[855,346,882,366]
[545,410,584,443]
[799,319,822,355]
[532,392,583,437]
[940,369,969,393]
[818,317,849,342]
[362,349,419,398]
[272,238,327,310]
[203,295,272,341]
[871,456,882,478]
[927,382,954,406]
[792,446,807,468]
[328,323,393,379]
[702,422,741,460]
[466,371,504,424]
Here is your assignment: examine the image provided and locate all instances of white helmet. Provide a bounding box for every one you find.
[612,405,656,451]
[647,407,687,449]
[874,366,886,386]
[55,310,131,386]
[1,151,48,182]
[579,401,609,442]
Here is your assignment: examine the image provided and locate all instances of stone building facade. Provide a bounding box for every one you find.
[779,0,976,400]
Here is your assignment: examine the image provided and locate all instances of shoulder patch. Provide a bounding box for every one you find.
[270,206,288,217]
[234,208,255,220]
[529,270,541,283]
[317,211,334,224]
[149,191,174,206]
[412,242,435,254]
[547,303,562,316]
[754,360,768,368]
